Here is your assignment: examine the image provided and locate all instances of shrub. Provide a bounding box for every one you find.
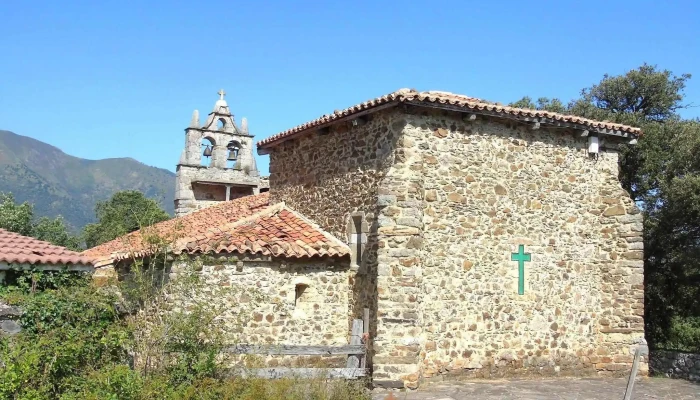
[0,241,370,399]
[657,316,700,352]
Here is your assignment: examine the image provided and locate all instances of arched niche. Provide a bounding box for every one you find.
[201,136,216,167]
[226,140,242,169]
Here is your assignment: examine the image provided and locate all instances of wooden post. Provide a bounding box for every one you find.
[361,308,369,369]
[623,343,649,400]
[346,319,363,369]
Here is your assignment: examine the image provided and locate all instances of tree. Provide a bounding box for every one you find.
[83,191,170,248]
[511,64,700,351]
[0,193,81,250]
[33,216,82,251]
[0,193,33,236]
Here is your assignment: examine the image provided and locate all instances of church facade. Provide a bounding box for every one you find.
[86,89,644,388]
[257,89,644,387]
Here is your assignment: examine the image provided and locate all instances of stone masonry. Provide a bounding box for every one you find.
[410,109,644,382]
[264,96,644,388]
[650,350,700,382]
[175,91,266,216]
[170,255,351,366]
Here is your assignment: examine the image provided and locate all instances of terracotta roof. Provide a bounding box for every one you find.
[83,193,349,264]
[0,229,94,266]
[257,88,641,149]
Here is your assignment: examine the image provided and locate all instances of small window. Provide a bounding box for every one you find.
[293,283,315,318]
[217,118,226,130]
[347,213,366,269]
[295,284,309,308]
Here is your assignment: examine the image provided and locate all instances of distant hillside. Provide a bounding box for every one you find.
[0,130,175,230]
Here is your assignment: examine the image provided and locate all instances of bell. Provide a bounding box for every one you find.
[227,151,238,161]
[203,145,212,157]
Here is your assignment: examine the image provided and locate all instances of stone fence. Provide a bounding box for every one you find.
[0,302,21,335]
[649,349,700,382]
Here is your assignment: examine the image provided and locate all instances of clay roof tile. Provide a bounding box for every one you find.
[83,193,349,262]
[0,229,95,266]
[257,88,641,149]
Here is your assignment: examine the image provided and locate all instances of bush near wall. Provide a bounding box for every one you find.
[0,268,369,400]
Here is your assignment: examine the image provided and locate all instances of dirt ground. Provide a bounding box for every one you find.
[372,377,699,400]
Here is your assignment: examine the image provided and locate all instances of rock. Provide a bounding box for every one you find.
[0,320,21,335]
[434,128,448,138]
[603,205,626,216]
[463,260,474,271]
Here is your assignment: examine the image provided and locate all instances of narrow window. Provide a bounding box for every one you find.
[295,284,308,308]
[353,216,363,265]
[347,213,366,269]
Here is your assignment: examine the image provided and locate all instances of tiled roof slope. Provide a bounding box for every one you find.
[258,88,641,149]
[83,193,349,263]
[0,229,94,266]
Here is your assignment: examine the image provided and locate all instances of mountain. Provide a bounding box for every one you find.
[0,130,175,230]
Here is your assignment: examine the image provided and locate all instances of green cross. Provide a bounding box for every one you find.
[511,244,531,295]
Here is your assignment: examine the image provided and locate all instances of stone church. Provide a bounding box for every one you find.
[85,89,644,388]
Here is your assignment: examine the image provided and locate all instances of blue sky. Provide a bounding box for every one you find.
[1,0,699,176]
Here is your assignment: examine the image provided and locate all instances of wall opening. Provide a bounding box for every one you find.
[226,140,241,169]
[200,137,215,167]
[192,182,226,201]
[295,284,309,308]
[227,185,254,201]
[217,118,226,130]
[347,212,366,270]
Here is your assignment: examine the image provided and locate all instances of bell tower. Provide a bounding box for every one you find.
[174,90,265,216]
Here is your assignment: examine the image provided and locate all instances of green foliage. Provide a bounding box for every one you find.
[573,63,690,123]
[661,317,700,353]
[32,217,82,251]
[509,96,568,113]
[0,269,90,298]
[0,280,129,399]
[83,190,170,248]
[0,192,34,236]
[512,64,700,351]
[0,193,82,250]
[0,263,368,399]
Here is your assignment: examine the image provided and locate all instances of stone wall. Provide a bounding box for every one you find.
[171,255,351,349]
[268,109,407,360]
[406,110,644,383]
[650,350,700,381]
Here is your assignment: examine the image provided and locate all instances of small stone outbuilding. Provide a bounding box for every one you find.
[84,193,353,346]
